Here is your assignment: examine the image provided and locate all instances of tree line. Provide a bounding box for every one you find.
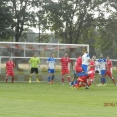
[0,0,117,58]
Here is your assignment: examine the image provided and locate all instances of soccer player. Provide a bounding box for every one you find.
[75,53,82,73]
[28,53,40,83]
[47,53,56,84]
[89,56,96,71]
[98,53,107,86]
[105,55,117,86]
[70,53,82,86]
[82,50,90,72]
[6,57,15,83]
[73,70,99,89]
[60,52,71,85]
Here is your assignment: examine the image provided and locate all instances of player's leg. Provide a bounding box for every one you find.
[29,68,34,83]
[61,68,65,85]
[102,70,106,86]
[5,72,9,83]
[11,72,15,83]
[50,69,55,84]
[51,72,55,84]
[107,70,117,85]
[48,69,51,83]
[66,68,71,83]
[35,68,39,82]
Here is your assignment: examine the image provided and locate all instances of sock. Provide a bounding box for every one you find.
[36,74,39,81]
[29,74,32,81]
[100,78,103,84]
[52,75,55,80]
[111,77,116,84]
[62,77,64,83]
[48,76,50,82]
[12,77,14,83]
[6,77,8,82]
[67,76,70,82]
[103,78,106,84]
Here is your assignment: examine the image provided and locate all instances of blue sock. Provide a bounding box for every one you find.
[103,78,106,84]
[100,78,103,84]
[52,75,55,80]
[48,76,50,82]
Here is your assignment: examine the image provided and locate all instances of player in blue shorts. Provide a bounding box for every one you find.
[47,53,56,84]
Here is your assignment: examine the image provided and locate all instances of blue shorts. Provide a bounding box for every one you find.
[82,64,88,72]
[48,69,55,73]
[101,70,106,75]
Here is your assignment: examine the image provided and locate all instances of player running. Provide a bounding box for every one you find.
[60,52,71,85]
[47,53,56,84]
[28,53,40,83]
[5,57,15,83]
[105,55,117,86]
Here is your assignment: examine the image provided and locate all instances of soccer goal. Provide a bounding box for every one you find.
[0,42,89,82]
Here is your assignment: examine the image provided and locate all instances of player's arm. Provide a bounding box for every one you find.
[5,63,8,73]
[28,58,32,67]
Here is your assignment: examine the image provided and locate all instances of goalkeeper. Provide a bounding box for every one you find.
[28,53,40,83]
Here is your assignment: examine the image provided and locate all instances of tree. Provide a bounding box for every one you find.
[43,0,111,44]
[0,0,13,40]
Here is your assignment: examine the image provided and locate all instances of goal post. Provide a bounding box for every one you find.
[0,42,89,82]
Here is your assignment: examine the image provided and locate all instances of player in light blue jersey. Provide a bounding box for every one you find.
[82,51,90,72]
[97,53,107,86]
[47,53,56,84]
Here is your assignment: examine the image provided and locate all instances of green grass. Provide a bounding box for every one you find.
[0,81,117,117]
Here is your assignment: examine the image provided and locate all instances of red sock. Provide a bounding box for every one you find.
[6,78,8,82]
[67,76,70,82]
[62,77,64,83]
[12,78,14,83]
[112,78,116,84]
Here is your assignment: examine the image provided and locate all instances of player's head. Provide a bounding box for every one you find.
[100,53,103,58]
[95,70,99,74]
[9,57,12,61]
[33,53,37,57]
[92,55,96,61]
[106,55,110,60]
[51,53,54,58]
[64,52,68,57]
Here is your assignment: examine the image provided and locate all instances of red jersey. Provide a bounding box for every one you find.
[87,70,95,79]
[76,57,82,67]
[60,57,71,69]
[106,59,112,70]
[6,61,15,72]
[89,60,95,71]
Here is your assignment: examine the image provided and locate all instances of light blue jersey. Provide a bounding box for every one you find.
[47,57,56,69]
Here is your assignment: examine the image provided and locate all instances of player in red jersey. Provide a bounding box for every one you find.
[105,56,117,86]
[89,56,96,71]
[5,57,15,83]
[72,70,99,89]
[60,52,71,85]
[75,53,82,73]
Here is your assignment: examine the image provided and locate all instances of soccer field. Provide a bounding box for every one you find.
[0,81,117,117]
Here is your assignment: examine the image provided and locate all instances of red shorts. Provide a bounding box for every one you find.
[61,68,69,75]
[105,70,112,77]
[6,72,14,77]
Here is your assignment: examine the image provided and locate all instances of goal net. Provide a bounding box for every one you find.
[0,42,89,82]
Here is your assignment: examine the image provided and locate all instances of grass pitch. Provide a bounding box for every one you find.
[0,81,117,117]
